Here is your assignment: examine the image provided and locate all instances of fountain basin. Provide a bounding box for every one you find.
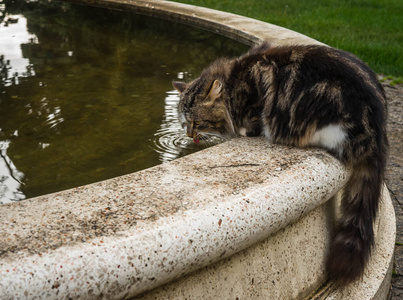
[0,1,395,299]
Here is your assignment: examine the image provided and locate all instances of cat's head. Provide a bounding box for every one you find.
[173,78,234,142]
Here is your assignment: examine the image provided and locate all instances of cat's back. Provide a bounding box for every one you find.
[253,43,387,158]
[255,44,385,107]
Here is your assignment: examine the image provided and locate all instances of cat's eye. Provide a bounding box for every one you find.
[193,121,201,127]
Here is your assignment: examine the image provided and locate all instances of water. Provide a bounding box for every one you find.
[0,0,248,204]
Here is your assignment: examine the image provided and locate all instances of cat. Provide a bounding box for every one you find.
[172,42,388,285]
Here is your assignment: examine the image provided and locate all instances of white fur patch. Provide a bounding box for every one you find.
[263,125,272,142]
[239,127,247,136]
[310,124,347,153]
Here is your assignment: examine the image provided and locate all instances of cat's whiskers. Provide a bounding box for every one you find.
[207,132,230,141]
[224,108,236,136]
[194,132,229,147]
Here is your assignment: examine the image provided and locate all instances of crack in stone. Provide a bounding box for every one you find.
[208,163,260,169]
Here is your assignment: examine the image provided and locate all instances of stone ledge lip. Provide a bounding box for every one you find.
[1,138,348,298]
[65,0,323,46]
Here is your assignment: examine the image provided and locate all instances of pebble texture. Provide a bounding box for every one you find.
[381,78,403,300]
[137,201,335,300]
[136,190,395,300]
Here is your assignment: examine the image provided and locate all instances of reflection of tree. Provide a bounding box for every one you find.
[0,0,13,31]
[0,1,4,25]
[0,140,25,204]
[0,55,7,88]
[0,0,248,201]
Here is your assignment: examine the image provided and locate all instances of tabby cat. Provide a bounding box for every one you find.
[172,42,388,285]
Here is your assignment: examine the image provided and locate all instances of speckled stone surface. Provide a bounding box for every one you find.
[0,1,396,299]
[0,138,349,298]
[136,187,395,300]
[136,200,335,300]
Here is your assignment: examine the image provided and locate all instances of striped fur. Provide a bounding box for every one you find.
[173,43,388,284]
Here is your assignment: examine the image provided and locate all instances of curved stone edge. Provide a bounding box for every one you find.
[137,200,336,299]
[326,186,396,300]
[64,0,324,46]
[0,138,349,298]
[136,186,397,300]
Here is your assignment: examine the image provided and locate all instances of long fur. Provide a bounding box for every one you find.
[173,43,388,284]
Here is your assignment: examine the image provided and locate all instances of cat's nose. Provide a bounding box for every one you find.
[186,128,197,138]
[186,131,196,138]
[186,127,193,138]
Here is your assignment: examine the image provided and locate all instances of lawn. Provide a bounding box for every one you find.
[174,0,402,77]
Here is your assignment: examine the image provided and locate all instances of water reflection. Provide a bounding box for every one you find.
[154,90,187,162]
[0,14,37,86]
[0,140,26,204]
[0,0,248,203]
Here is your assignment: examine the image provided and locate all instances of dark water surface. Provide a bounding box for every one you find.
[0,0,248,203]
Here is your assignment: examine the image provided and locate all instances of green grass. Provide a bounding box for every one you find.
[174,0,402,76]
[380,75,403,85]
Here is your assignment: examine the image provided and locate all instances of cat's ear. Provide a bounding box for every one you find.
[208,80,223,98]
[172,81,187,93]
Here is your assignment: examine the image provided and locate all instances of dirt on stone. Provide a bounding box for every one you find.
[381,77,403,299]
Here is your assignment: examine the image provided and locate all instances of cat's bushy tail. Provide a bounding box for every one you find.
[326,153,386,284]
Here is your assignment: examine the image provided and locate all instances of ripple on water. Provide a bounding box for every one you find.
[153,90,226,163]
